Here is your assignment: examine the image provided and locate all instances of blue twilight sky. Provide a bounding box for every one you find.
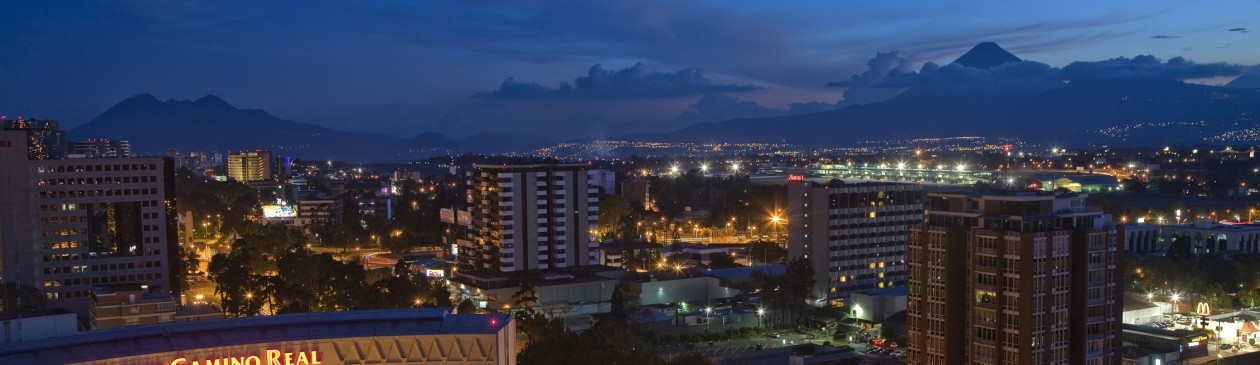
[1,1,1256,139]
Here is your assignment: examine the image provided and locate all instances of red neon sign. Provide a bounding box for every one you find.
[787,174,805,182]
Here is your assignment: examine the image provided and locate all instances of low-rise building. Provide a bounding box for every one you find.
[89,285,222,330]
[89,285,176,329]
[1125,218,1260,255]
[848,287,906,323]
[0,309,78,344]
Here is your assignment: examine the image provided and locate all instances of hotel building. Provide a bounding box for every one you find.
[787,179,924,301]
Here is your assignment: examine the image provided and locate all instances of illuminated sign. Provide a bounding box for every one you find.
[439,208,455,224]
[169,349,320,365]
[787,174,805,182]
[262,205,297,218]
[426,269,445,278]
[1196,302,1211,316]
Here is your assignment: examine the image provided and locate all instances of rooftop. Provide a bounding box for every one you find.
[0,308,511,364]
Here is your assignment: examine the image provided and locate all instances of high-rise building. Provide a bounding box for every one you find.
[457,163,600,274]
[2,118,65,160]
[905,192,1121,365]
[226,150,272,182]
[787,179,923,300]
[0,126,177,316]
[67,139,134,158]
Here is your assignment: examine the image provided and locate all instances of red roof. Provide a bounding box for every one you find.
[1242,321,1260,334]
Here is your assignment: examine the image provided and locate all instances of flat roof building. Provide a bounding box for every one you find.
[0,308,515,365]
[0,126,177,317]
[458,163,600,274]
[905,192,1122,365]
[787,179,923,300]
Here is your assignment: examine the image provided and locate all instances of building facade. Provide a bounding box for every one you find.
[225,150,272,182]
[67,139,134,159]
[787,180,924,300]
[457,164,600,274]
[0,127,177,316]
[905,192,1122,365]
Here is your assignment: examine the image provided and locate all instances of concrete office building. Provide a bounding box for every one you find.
[787,179,923,300]
[0,122,177,316]
[905,192,1122,365]
[225,150,272,182]
[457,163,599,274]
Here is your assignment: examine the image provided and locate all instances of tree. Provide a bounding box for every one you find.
[513,283,538,309]
[609,282,636,325]
[747,241,786,264]
[599,195,631,241]
[1166,235,1194,259]
[0,282,46,315]
[707,252,739,269]
[457,299,477,314]
[208,249,255,316]
[518,320,663,365]
[177,243,202,296]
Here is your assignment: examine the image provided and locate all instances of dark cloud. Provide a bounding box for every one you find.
[830,52,915,107]
[1229,27,1248,33]
[474,63,759,99]
[673,93,833,124]
[1150,35,1180,39]
[1058,55,1247,79]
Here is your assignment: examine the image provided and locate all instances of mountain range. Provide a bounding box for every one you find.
[70,95,553,161]
[70,43,1260,161]
[637,43,1260,147]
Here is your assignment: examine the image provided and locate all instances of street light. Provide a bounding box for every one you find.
[757,307,766,328]
[705,306,713,330]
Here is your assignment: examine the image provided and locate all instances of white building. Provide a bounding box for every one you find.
[787,180,924,300]
[457,163,600,274]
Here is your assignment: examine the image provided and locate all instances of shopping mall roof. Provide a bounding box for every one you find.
[0,308,511,365]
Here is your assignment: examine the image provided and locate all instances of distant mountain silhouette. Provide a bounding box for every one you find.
[634,43,1260,147]
[71,95,554,161]
[951,42,1021,69]
[1227,67,1260,89]
[637,77,1260,147]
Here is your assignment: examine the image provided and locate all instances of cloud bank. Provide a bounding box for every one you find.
[830,51,1251,105]
[474,63,760,99]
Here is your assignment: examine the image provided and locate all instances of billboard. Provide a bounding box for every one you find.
[425,269,445,278]
[261,205,297,218]
[440,208,455,224]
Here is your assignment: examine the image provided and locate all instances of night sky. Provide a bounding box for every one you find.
[2,1,1256,139]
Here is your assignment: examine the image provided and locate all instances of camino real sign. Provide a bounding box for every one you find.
[169,349,321,365]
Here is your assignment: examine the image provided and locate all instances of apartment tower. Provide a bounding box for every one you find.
[458,163,600,274]
[905,192,1121,365]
